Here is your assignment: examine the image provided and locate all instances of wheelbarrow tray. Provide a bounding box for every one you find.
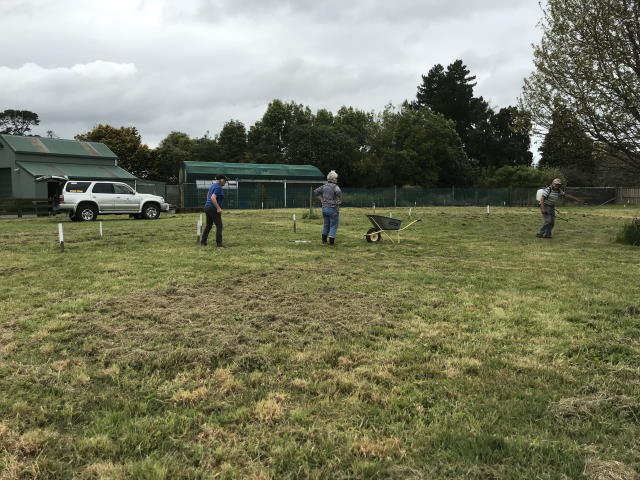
[366,215,402,231]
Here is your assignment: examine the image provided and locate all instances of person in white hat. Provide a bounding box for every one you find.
[313,170,342,246]
[536,178,582,238]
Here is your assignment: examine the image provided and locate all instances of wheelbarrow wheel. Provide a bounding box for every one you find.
[366,227,382,243]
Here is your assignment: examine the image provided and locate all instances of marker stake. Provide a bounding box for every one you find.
[293,213,297,233]
[58,223,64,252]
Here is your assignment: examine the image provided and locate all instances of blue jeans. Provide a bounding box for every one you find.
[537,205,555,238]
[322,207,340,238]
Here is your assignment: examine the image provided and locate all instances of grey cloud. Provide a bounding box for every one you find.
[178,0,528,25]
[1,0,542,147]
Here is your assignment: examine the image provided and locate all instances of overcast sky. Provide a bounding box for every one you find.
[1,0,543,147]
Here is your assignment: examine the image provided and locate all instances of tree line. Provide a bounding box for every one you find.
[70,60,534,187]
[2,61,537,187]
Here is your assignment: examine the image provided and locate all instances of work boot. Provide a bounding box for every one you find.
[329,237,335,246]
[216,243,226,248]
[201,241,207,246]
[322,234,327,244]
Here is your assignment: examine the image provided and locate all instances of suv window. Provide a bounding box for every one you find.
[114,184,135,194]
[65,182,91,193]
[92,183,115,194]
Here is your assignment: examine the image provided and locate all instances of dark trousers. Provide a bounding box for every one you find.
[202,205,223,245]
[537,205,555,238]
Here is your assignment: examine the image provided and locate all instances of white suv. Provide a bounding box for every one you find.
[56,180,170,221]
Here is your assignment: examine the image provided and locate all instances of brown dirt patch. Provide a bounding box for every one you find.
[61,267,399,373]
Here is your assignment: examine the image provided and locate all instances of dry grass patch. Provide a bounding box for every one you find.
[57,268,397,376]
[80,461,127,480]
[77,435,118,457]
[255,393,288,424]
[353,435,405,460]
[171,386,209,405]
[17,428,58,455]
[290,378,310,391]
[548,394,639,420]
[213,367,243,394]
[583,458,638,480]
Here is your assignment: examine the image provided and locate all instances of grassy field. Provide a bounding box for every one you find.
[1,206,639,479]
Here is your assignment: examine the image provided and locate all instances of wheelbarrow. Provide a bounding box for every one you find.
[365,214,422,244]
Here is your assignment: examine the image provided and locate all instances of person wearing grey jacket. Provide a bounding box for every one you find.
[314,170,342,245]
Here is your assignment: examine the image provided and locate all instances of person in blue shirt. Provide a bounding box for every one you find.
[201,174,228,247]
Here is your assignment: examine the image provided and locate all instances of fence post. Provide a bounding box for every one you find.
[394,185,397,207]
[58,223,64,252]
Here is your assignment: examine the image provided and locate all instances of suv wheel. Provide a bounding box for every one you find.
[142,203,160,220]
[77,204,98,221]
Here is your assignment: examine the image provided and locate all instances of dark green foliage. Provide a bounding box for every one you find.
[75,125,155,179]
[415,60,532,169]
[480,165,564,188]
[286,124,357,186]
[217,120,247,163]
[191,132,221,163]
[371,105,470,187]
[616,220,640,246]
[0,109,40,135]
[539,103,596,185]
[247,99,312,164]
[415,60,480,144]
[153,132,193,183]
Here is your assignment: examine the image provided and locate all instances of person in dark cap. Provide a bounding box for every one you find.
[201,174,228,247]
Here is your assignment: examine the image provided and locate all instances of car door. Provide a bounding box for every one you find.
[113,183,138,212]
[91,182,116,212]
[34,175,68,207]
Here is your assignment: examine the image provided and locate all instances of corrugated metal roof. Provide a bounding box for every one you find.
[17,161,136,180]
[0,134,117,159]
[183,161,324,180]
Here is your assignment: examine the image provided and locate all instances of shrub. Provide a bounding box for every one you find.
[616,219,640,246]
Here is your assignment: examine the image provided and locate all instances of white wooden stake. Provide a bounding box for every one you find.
[373,202,376,212]
[58,223,64,252]
[293,213,297,233]
[409,208,412,217]
[99,221,103,237]
[196,216,202,243]
[486,205,490,214]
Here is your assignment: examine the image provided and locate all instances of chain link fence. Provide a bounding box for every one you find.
[172,184,634,209]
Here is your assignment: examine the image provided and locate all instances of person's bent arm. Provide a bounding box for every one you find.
[211,194,222,213]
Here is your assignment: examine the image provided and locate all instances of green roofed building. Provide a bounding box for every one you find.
[0,134,136,202]
[180,161,325,209]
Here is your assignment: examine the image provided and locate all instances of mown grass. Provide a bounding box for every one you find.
[1,206,639,479]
